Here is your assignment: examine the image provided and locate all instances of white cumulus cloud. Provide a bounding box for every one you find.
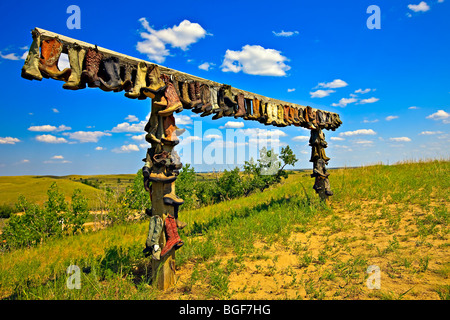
[35,134,68,144]
[112,144,140,153]
[64,131,111,143]
[426,110,450,123]
[0,137,20,144]
[272,30,299,37]
[219,121,245,129]
[408,1,430,12]
[385,115,399,121]
[359,97,379,104]
[136,18,209,63]
[310,89,335,98]
[332,97,357,107]
[339,129,377,137]
[389,137,412,142]
[317,79,348,89]
[221,44,291,76]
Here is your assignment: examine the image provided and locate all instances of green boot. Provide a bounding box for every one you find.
[125,61,147,99]
[63,43,86,90]
[143,215,163,260]
[21,29,43,81]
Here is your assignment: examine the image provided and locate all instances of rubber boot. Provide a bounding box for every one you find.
[21,29,43,81]
[39,38,71,81]
[81,47,103,88]
[234,93,246,118]
[63,43,86,90]
[161,214,184,257]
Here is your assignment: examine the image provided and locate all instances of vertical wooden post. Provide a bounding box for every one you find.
[145,97,180,290]
[151,181,176,290]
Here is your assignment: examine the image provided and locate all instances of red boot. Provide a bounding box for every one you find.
[161,214,184,257]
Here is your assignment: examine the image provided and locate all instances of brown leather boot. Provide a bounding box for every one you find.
[247,98,260,120]
[304,106,317,129]
[179,81,192,109]
[161,114,179,146]
[234,93,246,118]
[199,84,213,117]
[81,47,103,88]
[39,38,71,81]
[188,81,202,108]
[161,214,184,257]
[158,82,183,116]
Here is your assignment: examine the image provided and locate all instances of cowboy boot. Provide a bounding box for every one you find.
[120,63,135,92]
[81,47,103,88]
[148,163,177,183]
[316,110,326,128]
[161,114,179,146]
[234,93,246,118]
[247,98,260,120]
[210,86,220,114]
[141,64,166,98]
[173,205,187,230]
[39,38,71,81]
[179,81,192,109]
[213,86,227,120]
[21,29,43,81]
[304,106,317,129]
[223,84,237,106]
[265,103,274,125]
[63,43,86,90]
[144,99,165,145]
[125,61,147,99]
[142,161,153,192]
[163,182,184,206]
[143,215,163,260]
[243,98,252,120]
[199,84,213,117]
[188,81,202,109]
[161,214,184,257]
[158,82,183,116]
[258,101,268,124]
[98,56,122,92]
[278,105,288,126]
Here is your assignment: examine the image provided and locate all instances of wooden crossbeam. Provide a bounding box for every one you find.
[34,27,340,120]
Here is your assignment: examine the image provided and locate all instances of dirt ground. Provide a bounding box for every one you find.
[158,199,450,300]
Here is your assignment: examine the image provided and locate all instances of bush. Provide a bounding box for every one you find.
[1,183,92,250]
[0,204,14,219]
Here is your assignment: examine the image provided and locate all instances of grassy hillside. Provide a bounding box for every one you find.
[0,174,136,209]
[0,160,448,300]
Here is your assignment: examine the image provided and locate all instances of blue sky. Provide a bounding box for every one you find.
[0,0,449,175]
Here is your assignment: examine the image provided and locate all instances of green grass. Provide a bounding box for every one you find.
[0,160,448,300]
